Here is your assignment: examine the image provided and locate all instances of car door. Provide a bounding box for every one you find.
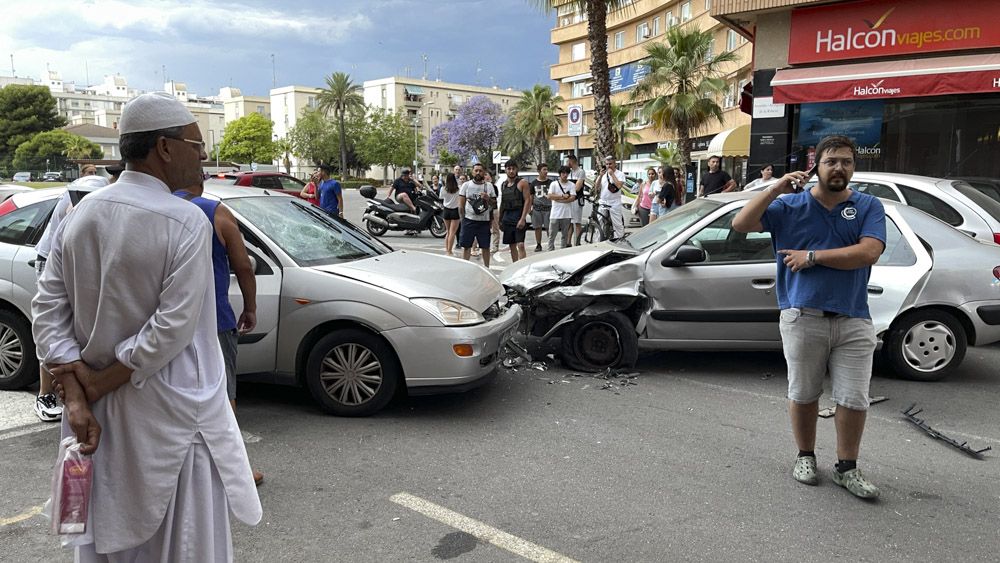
[229,227,282,375]
[867,208,932,335]
[643,208,782,347]
[2,199,58,315]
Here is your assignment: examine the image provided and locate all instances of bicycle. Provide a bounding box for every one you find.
[581,195,617,244]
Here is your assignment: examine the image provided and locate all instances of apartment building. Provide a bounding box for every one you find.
[362,76,524,180]
[550,0,754,184]
[220,87,271,124]
[270,85,322,178]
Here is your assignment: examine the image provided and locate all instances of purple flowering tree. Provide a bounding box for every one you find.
[430,95,506,168]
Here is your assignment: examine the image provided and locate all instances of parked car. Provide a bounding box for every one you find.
[745,172,1000,244]
[501,192,1000,381]
[12,172,32,183]
[952,176,1000,204]
[42,172,64,182]
[205,171,306,198]
[0,186,521,415]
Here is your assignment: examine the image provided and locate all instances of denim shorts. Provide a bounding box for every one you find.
[779,307,877,410]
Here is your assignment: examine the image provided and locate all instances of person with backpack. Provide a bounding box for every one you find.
[498,160,533,262]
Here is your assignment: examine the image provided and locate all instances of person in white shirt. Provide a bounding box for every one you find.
[547,166,577,250]
[744,163,775,191]
[597,155,626,240]
[34,92,261,561]
[566,154,586,245]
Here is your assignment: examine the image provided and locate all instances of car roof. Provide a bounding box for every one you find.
[846,171,948,186]
[202,184,294,201]
[10,187,64,205]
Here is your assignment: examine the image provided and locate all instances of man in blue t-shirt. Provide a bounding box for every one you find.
[734,135,886,500]
[317,164,343,217]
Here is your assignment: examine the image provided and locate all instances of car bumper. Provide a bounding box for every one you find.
[960,300,1000,346]
[382,304,522,392]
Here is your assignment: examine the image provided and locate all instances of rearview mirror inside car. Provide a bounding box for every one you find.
[661,245,707,267]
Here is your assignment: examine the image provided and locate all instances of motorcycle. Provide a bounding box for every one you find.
[360,185,447,238]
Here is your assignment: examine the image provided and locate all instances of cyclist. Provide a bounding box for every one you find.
[596,155,626,240]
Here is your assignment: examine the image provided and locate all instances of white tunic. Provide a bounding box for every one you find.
[32,171,262,554]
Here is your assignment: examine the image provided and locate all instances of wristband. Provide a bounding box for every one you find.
[806,250,816,267]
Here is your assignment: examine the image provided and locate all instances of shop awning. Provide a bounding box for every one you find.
[772,53,1000,104]
[702,124,750,157]
[404,85,425,95]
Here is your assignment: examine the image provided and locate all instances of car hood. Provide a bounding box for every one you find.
[499,242,639,293]
[314,250,502,312]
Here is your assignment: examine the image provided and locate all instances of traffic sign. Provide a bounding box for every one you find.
[567,104,583,137]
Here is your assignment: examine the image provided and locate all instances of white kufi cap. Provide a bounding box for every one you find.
[118,92,197,135]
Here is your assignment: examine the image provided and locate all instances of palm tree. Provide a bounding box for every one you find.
[316,72,364,180]
[530,1,634,162]
[630,27,738,168]
[652,145,683,168]
[610,103,642,161]
[505,84,564,166]
[62,135,97,160]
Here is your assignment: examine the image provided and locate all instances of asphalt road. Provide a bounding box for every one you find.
[2,188,999,561]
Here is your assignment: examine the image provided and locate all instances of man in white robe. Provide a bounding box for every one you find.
[33,92,262,562]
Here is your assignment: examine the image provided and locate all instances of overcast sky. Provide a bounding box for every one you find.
[2,0,558,97]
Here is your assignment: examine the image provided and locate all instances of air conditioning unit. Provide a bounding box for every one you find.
[641,30,651,39]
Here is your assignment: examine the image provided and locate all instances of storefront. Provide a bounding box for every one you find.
[733,0,1000,180]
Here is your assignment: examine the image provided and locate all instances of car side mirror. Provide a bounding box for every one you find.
[661,245,707,267]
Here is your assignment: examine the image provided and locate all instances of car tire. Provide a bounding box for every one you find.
[883,309,967,382]
[429,215,447,238]
[365,219,388,237]
[560,312,638,373]
[305,329,400,416]
[0,310,38,391]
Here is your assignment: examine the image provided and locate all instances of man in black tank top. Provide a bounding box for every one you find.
[499,160,533,262]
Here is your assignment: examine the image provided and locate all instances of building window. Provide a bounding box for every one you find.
[681,1,692,21]
[652,16,661,36]
[667,11,677,27]
[571,42,586,61]
[256,105,265,114]
[614,31,625,50]
[632,107,648,126]
[706,38,715,59]
[723,81,737,108]
[307,96,316,108]
[727,29,739,51]
[571,81,593,98]
[636,22,650,43]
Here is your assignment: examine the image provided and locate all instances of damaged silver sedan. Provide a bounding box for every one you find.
[500,193,1000,381]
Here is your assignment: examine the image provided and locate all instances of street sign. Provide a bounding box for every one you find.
[567,104,583,137]
[492,150,502,162]
[470,154,480,165]
[497,155,510,164]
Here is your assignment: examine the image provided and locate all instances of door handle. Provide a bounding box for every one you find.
[868,285,884,295]
[751,278,776,289]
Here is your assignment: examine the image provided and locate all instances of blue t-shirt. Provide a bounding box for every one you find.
[760,189,886,319]
[318,179,342,214]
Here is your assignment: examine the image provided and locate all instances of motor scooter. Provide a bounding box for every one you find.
[360,186,446,238]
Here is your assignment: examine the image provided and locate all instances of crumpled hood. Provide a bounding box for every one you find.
[499,242,637,293]
[314,251,502,312]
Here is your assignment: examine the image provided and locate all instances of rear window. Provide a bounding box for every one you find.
[205,176,238,185]
[896,184,963,227]
[951,181,1000,223]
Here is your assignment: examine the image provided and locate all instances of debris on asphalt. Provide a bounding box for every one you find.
[761,372,773,380]
[901,404,992,460]
[819,396,888,418]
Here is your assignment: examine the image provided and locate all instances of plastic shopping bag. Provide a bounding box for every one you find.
[49,436,93,535]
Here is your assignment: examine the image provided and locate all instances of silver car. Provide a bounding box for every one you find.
[0,186,521,416]
[501,193,1000,381]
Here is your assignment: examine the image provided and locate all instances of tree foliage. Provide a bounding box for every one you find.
[427,95,505,167]
[355,106,416,174]
[12,130,101,171]
[288,108,339,167]
[316,72,365,180]
[502,84,563,167]
[0,85,67,170]
[631,27,739,166]
[218,113,276,164]
[610,103,642,161]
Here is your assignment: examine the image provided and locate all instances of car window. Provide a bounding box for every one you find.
[876,217,916,267]
[0,199,57,245]
[626,199,723,251]
[684,210,774,263]
[253,176,281,190]
[851,182,900,202]
[205,177,238,186]
[951,181,1000,223]
[277,176,305,191]
[895,184,963,226]
[225,196,388,266]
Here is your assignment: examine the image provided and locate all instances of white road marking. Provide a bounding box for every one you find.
[0,504,44,527]
[0,423,59,442]
[390,492,579,563]
[673,376,1000,445]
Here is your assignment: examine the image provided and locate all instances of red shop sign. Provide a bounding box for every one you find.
[789,0,1000,65]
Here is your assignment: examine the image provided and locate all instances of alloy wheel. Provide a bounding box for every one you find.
[319,343,383,406]
[0,323,24,380]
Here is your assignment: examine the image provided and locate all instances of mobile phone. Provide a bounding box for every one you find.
[796,163,819,192]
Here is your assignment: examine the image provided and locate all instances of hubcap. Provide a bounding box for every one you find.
[901,321,956,372]
[577,321,622,367]
[0,324,23,379]
[319,343,383,405]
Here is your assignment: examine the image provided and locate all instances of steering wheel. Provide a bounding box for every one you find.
[688,238,711,262]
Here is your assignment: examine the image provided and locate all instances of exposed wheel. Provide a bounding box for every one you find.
[883,310,966,381]
[582,221,597,244]
[305,329,400,416]
[0,310,38,390]
[429,215,447,238]
[560,312,638,372]
[365,219,388,237]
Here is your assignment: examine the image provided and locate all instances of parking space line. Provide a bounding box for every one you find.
[390,492,579,563]
[0,504,43,527]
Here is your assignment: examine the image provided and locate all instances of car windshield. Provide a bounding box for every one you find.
[951,181,1000,222]
[225,196,389,266]
[625,198,724,250]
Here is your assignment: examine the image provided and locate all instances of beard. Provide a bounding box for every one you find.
[473,174,485,182]
[823,174,848,192]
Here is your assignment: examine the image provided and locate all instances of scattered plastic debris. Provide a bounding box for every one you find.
[761,372,773,380]
[902,404,991,460]
[819,396,887,418]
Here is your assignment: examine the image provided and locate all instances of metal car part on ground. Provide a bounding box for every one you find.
[500,192,1000,381]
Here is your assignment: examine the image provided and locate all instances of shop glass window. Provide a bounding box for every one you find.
[896,184,963,226]
[850,182,900,202]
